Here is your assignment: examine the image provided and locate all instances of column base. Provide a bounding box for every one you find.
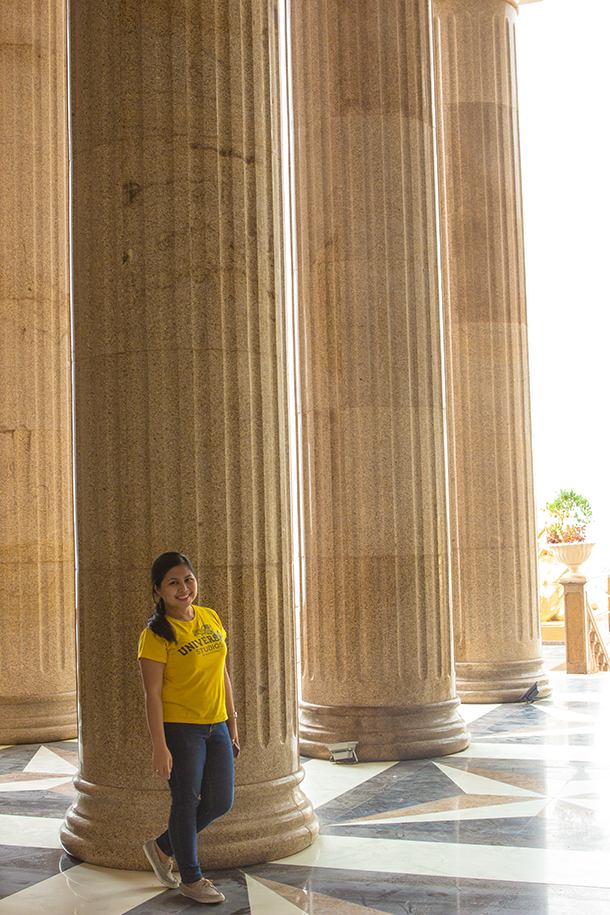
[60,768,319,870]
[299,699,470,761]
[455,658,551,703]
[0,692,77,745]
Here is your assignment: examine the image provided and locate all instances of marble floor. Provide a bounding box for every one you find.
[2,647,610,914]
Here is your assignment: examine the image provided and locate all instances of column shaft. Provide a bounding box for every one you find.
[291,0,469,760]
[60,0,317,868]
[0,0,76,743]
[432,0,549,700]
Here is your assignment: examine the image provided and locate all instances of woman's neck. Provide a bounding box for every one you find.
[165,607,196,622]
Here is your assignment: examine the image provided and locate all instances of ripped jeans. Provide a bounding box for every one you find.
[156,721,234,884]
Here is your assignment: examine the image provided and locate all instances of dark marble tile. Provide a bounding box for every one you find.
[440,757,598,795]
[47,741,79,752]
[0,745,41,775]
[441,757,584,779]
[112,889,190,915]
[0,740,78,765]
[312,761,422,824]
[0,741,79,773]
[336,766,464,823]
[322,816,538,846]
[3,675,610,914]
[0,790,75,818]
[315,761,462,826]
[245,863,558,915]
[315,750,610,849]
[465,705,523,737]
[326,770,610,851]
[251,862,610,914]
[474,727,597,746]
[126,868,249,915]
[322,805,610,851]
[0,846,80,899]
[474,705,555,734]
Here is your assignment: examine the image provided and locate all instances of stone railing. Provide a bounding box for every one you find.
[563,576,610,674]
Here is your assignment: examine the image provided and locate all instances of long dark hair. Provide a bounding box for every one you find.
[147,551,195,643]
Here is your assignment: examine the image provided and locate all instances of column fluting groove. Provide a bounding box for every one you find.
[60,0,318,868]
[432,0,549,701]
[0,0,76,744]
[291,0,469,760]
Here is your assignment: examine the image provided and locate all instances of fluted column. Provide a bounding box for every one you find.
[291,0,469,761]
[60,0,318,869]
[432,0,549,701]
[0,0,76,743]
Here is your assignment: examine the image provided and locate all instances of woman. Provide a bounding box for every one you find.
[138,551,239,904]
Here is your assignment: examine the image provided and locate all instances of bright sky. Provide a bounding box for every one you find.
[516,0,610,583]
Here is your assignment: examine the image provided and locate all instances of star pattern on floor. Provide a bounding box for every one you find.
[245,874,391,915]
[328,759,591,826]
[0,745,78,797]
[3,649,610,914]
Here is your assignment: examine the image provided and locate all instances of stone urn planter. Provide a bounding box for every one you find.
[548,542,595,576]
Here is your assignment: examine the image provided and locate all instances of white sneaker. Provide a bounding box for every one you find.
[143,839,179,888]
[180,878,226,904]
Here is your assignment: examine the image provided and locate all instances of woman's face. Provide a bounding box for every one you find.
[155,563,198,617]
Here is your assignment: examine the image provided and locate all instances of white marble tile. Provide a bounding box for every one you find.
[559,777,610,799]
[541,670,610,688]
[453,742,607,762]
[274,835,610,888]
[24,747,78,775]
[542,691,609,704]
[301,759,398,809]
[0,777,73,793]
[474,726,597,741]
[0,814,63,849]
[339,797,550,825]
[534,704,597,724]
[0,863,166,915]
[543,775,581,797]
[555,776,610,815]
[457,703,500,724]
[246,874,305,915]
[557,796,602,812]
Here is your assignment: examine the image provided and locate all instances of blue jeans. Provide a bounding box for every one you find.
[156,721,234,884]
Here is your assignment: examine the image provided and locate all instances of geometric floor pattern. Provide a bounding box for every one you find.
[2,646,610,914]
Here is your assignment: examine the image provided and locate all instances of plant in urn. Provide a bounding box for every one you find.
[543,489,594,577]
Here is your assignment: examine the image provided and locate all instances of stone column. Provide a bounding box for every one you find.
[432,0,549,701]
[0,0,76,743]
[291,0,469,761]
[60,0,318,869]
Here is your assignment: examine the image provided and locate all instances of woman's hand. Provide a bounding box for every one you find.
[152,745,173,780]
[227,717,240,759]
[224,663,240,758]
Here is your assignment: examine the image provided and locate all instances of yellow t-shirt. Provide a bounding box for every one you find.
[138,605,227,724]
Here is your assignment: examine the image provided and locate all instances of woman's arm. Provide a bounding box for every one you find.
[224,662,240,758]
[139,658,173,779]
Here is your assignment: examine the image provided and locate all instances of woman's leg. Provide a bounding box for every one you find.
[196,721,235,833]
[156,723,207,885]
